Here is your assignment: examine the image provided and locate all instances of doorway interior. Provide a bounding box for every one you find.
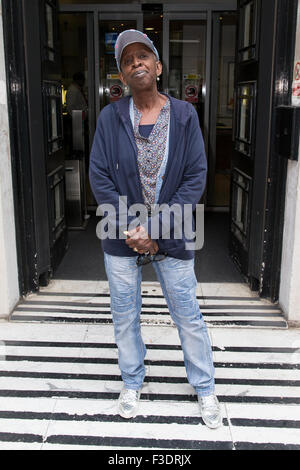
[56,1,244,284]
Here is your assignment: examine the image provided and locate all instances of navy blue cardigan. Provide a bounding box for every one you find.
[89,94,207,259]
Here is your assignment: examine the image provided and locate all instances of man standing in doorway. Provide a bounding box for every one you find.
[89,30,222,429]
[66,72,88,118]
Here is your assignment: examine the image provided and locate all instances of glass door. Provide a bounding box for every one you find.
[58,12,94,218]
[97,11,207,133]
[163,13,207,135]
[59,6,237,215]
[98,13,143,114]
[208,12,237,208]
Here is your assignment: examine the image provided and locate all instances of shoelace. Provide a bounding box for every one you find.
[121,389,139,404]
[200,395,219,410]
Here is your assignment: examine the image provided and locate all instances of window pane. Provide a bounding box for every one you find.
[239,98,250,141]
[231,170,251,246]
[99,19,137,110]
[169,19,206,129]
[243,2,254,48]
[54,184,62,226]
[212,12,237,207]
[51,99,58,139]
[235,81,256,156]
[46,4,54,49]
[240,1,256,61]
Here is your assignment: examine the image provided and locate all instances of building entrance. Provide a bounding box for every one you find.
[55,2,239,283]
[2,0,299,319]
[6,0,292,303]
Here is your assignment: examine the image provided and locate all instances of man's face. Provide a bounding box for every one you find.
[119,42,162,91]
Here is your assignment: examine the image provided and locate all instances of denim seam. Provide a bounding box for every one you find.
[154,259,215,394]
[123,263,144,390]
[136,265,145,389]
[153,261,175,320]
[196,385,215,397]
[105,253,145,390]
[154,261,194,384]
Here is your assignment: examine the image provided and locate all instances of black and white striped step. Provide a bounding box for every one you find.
[0,323,299,449]
[10,282,287,328]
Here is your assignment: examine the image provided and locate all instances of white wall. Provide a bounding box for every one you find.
[279,1,300,324]
[0,1,20,318]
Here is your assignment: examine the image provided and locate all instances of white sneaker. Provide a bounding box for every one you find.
[118,387,141,419]
[198,394,222,429]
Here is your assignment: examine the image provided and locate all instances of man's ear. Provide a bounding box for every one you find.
[119,72,127,86]
[156,61,163,78]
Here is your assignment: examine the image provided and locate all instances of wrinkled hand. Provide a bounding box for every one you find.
[124,226,159,255]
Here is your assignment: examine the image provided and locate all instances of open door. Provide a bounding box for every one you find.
[229,0,264,288]
[229,0,295,301]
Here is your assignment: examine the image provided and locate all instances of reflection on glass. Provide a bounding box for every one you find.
[51,99,58,139]
[243,2,254,49]
[242,85,250,96]
[235,82,256,157]
[212,12,237,207]
[59,13,89,163]
[44,81,62,155]
[46,3,54,61]
[240,0,256,61]
[236,186,243,229]
[99,20,136,110]
[169,19,206,128]
[231,170,251,246]
[54,183,61,227]
[239,98,249,141]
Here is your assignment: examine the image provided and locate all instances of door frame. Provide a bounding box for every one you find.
[229,0,299,302]
[2,0,39,295]
[4,0,296,301]
[258,0,298,301]
[59,2,237,147]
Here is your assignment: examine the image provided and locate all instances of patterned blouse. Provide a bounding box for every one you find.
[133,98,170,211]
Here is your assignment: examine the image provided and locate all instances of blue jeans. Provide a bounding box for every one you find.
[104,253,215,396]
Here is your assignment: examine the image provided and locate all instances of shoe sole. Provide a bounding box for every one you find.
[118,409,138,419]
[201,415,223,429]
[118,404,139,419]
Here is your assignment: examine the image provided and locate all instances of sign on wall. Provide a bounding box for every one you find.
[292,60,300,106]
[183,74,201,103]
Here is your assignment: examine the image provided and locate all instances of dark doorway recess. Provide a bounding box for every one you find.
[52,212,244,283]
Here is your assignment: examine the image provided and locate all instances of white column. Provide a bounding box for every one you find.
[0,1,20,318]
[279,1,300,324]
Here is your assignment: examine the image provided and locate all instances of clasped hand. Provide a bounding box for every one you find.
[124,226,158,255]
